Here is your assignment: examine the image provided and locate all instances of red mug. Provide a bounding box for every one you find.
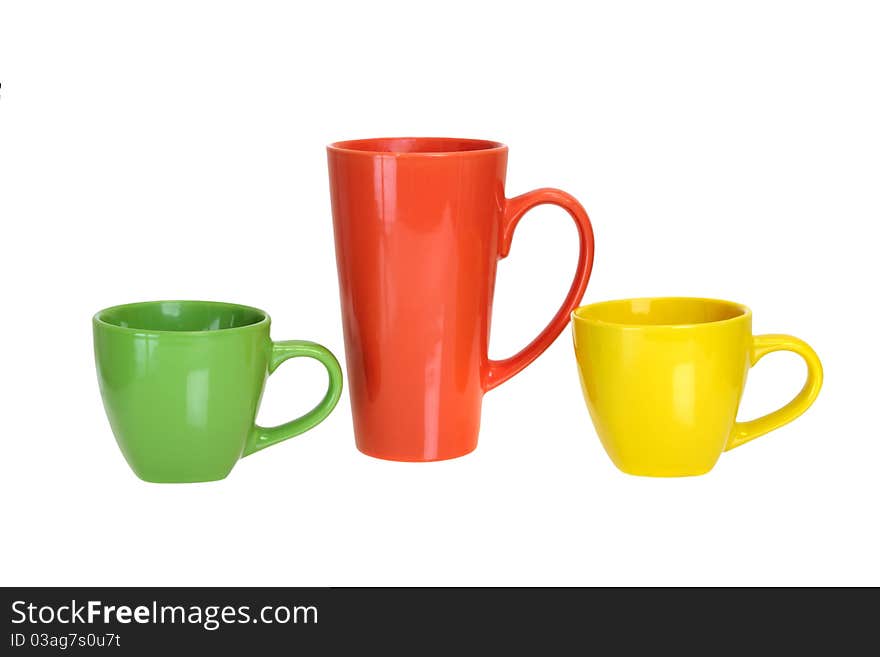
[327,138,594,461]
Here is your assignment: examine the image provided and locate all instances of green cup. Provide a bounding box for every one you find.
[93,300,344,483]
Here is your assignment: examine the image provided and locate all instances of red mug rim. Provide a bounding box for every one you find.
[327,137,507,157]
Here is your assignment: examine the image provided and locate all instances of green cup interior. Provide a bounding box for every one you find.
[95,301,267,333]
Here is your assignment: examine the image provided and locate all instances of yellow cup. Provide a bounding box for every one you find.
[571,298,823,477]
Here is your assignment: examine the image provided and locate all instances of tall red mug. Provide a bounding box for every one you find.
[327,138,594,461]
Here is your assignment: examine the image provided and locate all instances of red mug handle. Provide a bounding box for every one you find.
[484,188,595,391]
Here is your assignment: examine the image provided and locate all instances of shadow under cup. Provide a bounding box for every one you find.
[571,297,823,477]
[93,300,343,483]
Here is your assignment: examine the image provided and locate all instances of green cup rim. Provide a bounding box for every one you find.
[93,300,270,336]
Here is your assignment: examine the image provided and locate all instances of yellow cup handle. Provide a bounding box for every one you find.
[725,334,823,451]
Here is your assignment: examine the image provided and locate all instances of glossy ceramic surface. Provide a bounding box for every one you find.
[328,137,595,461]
[571,297,823,476]
[93,300,343,483]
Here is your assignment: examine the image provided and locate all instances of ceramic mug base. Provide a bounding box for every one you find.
[612,464,716,478]
[608,456,718,478]
[355,443,478,463]
[132,470,233,484]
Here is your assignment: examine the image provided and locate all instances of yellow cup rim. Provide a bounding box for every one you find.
[571,297,752,329]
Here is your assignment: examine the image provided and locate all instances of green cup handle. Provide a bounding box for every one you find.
[244,340,343,456]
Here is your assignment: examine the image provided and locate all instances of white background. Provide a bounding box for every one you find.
[1,0,877,586]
